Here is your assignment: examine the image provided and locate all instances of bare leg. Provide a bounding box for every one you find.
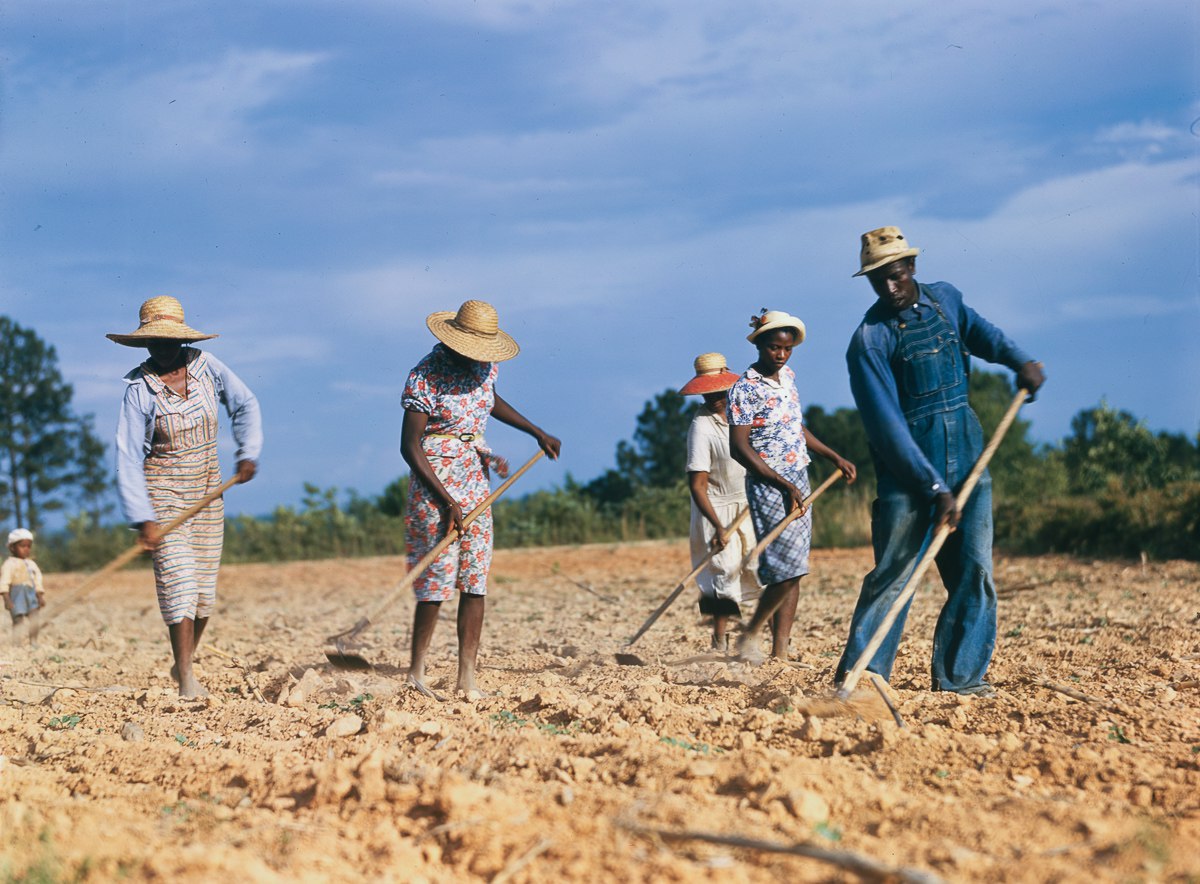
[11,613,28,646]
[168,618,208,699]
[407,601,442,695]
[456,593,486,696]
[712,615,731,651]
[734,577,800,663]
[770,578,801,658]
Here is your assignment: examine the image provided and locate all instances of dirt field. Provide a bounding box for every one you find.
[2,541,1198,882]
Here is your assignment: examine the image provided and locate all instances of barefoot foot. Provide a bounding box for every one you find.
[732,638,767,666]
[178,673,209,699]
[406,673,445,701]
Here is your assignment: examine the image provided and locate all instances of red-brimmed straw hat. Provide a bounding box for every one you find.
[106,296,217,347]
[680,352,740,396]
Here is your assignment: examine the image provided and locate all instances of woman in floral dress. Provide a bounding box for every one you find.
[401,300,560,698]
[728,309,855,662]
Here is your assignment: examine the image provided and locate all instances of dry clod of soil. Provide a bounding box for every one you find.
[2,543,1198,882]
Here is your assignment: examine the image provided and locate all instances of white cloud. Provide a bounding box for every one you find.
[1,48,329,185]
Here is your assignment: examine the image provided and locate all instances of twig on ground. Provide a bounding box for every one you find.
[1,675,132,694]
[493,838,554,884]
[1033,677,1131,716]
[996,580,1046,599]
[559,573,618,603]
[621,823,944,884]
[416,817,484,843]
[203,645,268,703]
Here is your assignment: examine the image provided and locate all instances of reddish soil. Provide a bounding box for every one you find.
[2,542,1198,882]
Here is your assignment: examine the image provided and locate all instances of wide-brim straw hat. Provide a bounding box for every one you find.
[426,300,520,362]
[680,352,740,396]
[853,225,920,277]
[747,310,807,344]
[106,296,217,347]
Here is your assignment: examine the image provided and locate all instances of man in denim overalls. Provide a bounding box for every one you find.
[834,227,1045,696]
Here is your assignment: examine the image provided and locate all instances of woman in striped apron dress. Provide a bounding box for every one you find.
[111,297,262,699]
[401,300,560,699]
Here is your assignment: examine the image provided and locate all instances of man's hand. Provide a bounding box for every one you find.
[137,521,162,551]
[236,459,257,484]
[933,492,959,533]
[1016,361,1046,401]
[708,531,728,553]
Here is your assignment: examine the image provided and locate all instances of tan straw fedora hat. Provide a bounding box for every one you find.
[426,300,520,362]
[680,352,740,396]
[853,225,920,277]
[106,296,218,347]
[747,309,806,344]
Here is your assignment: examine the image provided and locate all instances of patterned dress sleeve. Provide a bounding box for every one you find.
[402,353,435,415]
[726,379,758,427]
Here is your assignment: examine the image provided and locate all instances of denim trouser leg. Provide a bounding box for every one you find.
[930,476,996,691]
[834,493,932,684]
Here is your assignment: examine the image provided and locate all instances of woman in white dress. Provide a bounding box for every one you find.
[682,353,763,650]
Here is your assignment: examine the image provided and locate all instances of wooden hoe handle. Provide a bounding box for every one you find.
[330,449,545,642]
[625,506,751,648]
[45,475,242,624]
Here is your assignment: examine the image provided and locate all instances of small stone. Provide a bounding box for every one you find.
[737,732,757,750]
[1011,773,1034,788]
[120,722,145,743]
[377,710,418,734]
[570,757,596,780]
[286,669,324,708]
[418,720,442,737]
[558,786,575,806]
[784,788,830,824]
[688,761,717,779]
[325,714,363,738]
[998,732,1022,753]
[1129,785,1153,807]
[799,716,823,742]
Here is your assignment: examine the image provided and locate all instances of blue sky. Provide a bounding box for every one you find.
[2,1,1197,521]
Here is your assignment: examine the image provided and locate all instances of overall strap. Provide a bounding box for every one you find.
[920,287,972,373]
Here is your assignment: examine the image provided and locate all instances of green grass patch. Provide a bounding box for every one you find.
[47,714,82,731]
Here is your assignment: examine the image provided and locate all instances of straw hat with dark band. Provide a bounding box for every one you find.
[107,296,217,347]
[747,309,806,344]
[853,225,920,277]
[680,352,740,396]
[426,300,520,362]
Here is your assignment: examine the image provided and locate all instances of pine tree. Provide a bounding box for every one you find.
[0,316,110,530]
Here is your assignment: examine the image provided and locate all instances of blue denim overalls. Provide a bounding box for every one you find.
[835,288,997,692]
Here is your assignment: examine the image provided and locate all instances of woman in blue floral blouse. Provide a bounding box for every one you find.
[728,309,856,662]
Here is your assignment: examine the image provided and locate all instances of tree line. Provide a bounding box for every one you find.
[5,316,1198,570]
